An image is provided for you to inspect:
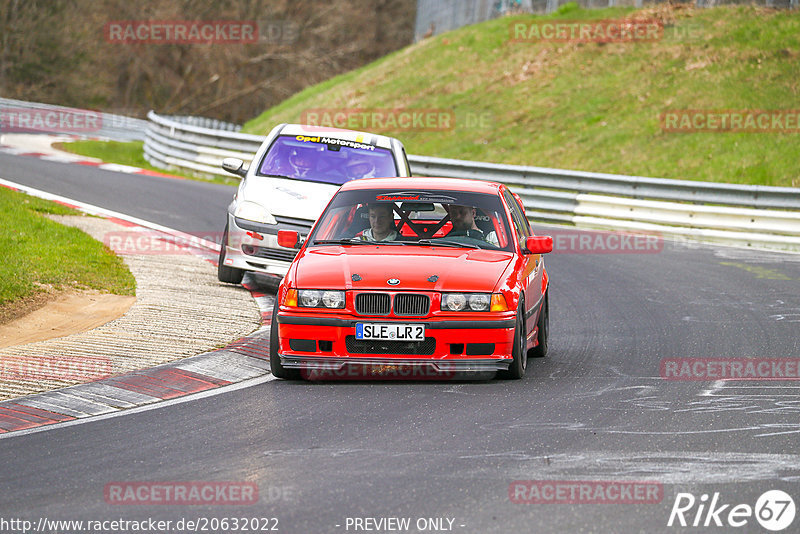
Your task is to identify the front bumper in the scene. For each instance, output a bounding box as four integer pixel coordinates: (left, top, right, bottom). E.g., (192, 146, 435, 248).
(277, 312, 516, 374)
(281, 356, 511, 372)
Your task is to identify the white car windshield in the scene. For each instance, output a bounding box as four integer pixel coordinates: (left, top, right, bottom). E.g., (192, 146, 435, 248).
(258, 135, 398, 185)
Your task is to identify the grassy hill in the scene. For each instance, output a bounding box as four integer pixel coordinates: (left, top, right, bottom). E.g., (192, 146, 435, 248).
(243, 4, 800, 188)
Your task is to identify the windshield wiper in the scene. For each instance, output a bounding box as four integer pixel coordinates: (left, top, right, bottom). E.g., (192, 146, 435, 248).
(416, 239, 480, 249)
(312, 239, 370, 245)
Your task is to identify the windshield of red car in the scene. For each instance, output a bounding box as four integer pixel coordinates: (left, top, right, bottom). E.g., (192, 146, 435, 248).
(257, 135, 398, 185)
(308, 189, 514, 251)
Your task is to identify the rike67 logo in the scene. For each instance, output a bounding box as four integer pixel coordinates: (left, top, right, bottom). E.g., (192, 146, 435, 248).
(668, 490, 795, 531)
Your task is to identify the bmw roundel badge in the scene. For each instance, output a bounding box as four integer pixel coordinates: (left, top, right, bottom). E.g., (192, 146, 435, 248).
(387, 278, 400, 286)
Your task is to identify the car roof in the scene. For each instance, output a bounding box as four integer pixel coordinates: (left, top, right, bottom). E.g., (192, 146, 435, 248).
(339, 176, 504, 195)
(279, 124, 398, 150)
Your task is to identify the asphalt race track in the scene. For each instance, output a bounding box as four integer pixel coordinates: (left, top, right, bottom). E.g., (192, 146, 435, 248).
(1, 151, 799, 533)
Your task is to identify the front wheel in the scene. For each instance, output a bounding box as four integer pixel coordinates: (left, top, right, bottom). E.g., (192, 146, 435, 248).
(269, 298, 300, 380)
(497, 304, 527, 380)
(528, 292, 549, 359)
(218, 223, 244, 284)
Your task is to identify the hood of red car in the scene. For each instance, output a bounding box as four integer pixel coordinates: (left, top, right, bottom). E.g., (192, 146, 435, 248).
(294, 245, 514, 292)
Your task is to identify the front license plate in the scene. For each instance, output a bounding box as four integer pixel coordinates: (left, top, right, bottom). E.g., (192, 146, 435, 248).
(355, 323, 425, 341)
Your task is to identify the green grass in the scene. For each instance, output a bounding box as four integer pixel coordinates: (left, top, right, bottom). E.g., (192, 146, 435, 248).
(55, 140, 240, 186)
(0, 187, 136, 308)
(243, 4, 800, 188)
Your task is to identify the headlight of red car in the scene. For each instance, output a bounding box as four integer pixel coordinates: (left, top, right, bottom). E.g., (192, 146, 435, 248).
(441, 293, 492, 312)
(297, 289, 345, 309)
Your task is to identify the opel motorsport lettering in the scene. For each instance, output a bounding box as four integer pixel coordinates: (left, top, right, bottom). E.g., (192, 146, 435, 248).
(218, 124, 411, 284)
(270, 177, 553, 380)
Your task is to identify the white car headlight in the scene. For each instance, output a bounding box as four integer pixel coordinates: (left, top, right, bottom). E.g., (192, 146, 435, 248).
(234, 201, 277, 225)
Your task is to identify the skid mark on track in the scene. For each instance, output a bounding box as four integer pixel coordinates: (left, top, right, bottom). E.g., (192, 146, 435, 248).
(261, 447, 800, 483)
(718, 261, 795, 280)
(479, 378, 800, 439)
(497, 451, 800, 484)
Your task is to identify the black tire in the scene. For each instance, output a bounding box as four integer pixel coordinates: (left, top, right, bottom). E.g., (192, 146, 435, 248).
(497, 303, 527, 380)
(269, 298, 301, 380)
(217, 223, 244, 284)
(528, 292, 549, 359)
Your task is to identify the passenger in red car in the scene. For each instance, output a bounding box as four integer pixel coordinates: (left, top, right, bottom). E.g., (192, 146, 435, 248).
(358, 203, 398, 242)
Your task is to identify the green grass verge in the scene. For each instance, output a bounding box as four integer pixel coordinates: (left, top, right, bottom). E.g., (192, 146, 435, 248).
(0, 187, 136, 308)
(55, 140, 240, 187)
(243, 4, 800, 188)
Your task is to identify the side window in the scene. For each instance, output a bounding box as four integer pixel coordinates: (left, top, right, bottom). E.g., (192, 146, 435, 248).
(503, 190, 530, 247)
(512, 193, 533, 235)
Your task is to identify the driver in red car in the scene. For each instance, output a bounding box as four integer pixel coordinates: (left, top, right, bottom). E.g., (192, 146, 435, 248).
(357, 203, 398, 242)
(447, 204, 498, 246)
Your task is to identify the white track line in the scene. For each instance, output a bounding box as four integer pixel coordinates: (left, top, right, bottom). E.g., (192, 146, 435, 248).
(0, 176, 220, 252)
(0, 375, 278, 440)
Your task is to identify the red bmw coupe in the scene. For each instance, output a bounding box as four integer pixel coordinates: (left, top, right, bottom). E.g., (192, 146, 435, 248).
(270, 177, 553, 380)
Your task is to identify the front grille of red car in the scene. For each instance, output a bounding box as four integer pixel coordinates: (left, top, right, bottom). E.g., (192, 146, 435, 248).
(354, 292, 430, 316)
(345, 336, 436, 355)
(355, 293, 391, 315)
(393, 294, 430, 316)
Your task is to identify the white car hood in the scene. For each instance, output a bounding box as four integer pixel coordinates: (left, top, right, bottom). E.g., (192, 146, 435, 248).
(239, 176, 340, 221)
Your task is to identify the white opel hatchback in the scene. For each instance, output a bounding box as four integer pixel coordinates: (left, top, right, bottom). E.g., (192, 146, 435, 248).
(218, 124, 411, 284)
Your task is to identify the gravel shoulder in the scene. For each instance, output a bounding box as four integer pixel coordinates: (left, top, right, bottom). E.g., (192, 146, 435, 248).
(0, 214, 261, 401)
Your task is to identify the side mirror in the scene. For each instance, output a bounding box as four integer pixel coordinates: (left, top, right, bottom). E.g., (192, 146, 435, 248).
(525, 235, 553, 254)
(222, 157, 247, 178)
(277, 230, 299, 249)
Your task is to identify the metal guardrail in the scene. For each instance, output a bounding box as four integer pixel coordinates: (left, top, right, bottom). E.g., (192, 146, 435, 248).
(157, 114, 242, 133)
(143, 111, 800, 251)
(0, 97, 149, 142)
(415, 0, 798, 41)
(144, 110, 263, 175)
